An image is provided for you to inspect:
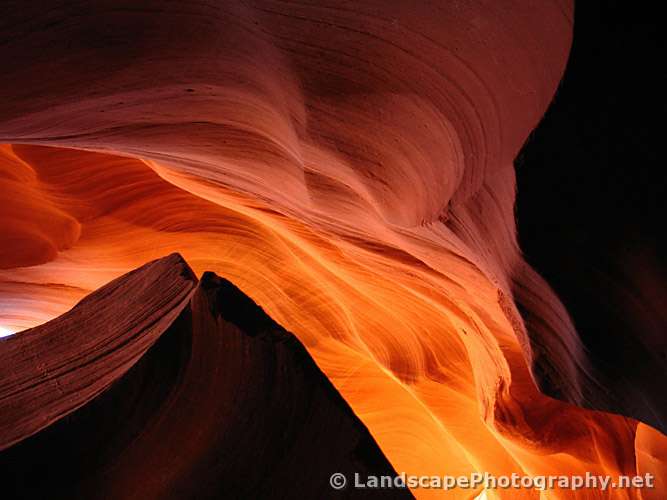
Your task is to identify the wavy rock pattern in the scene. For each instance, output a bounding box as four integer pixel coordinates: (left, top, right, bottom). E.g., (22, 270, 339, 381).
(0, 1, 665, 499)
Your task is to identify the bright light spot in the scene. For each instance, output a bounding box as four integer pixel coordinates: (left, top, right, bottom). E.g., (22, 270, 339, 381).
(474, 490, 489, 500)
(0, 326, 15, 338)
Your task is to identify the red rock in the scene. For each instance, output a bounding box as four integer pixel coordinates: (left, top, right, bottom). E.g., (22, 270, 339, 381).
(0, 253, 196, 451)
(0, 259, 410, 499)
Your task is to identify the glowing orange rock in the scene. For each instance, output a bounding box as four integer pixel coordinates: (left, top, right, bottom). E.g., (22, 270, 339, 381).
(0, 1, 664, 498)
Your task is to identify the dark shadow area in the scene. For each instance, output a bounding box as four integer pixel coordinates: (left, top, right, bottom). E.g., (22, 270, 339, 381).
(516, 1, 666, 425)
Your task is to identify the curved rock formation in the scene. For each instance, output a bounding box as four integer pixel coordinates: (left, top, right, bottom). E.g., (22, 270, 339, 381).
(0, 253, 196, 451)
(0, 1, 664, 499)
(0, 256, 410, 499)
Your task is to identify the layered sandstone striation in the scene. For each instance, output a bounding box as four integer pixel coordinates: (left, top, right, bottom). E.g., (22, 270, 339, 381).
(0, 2, 665, 498)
